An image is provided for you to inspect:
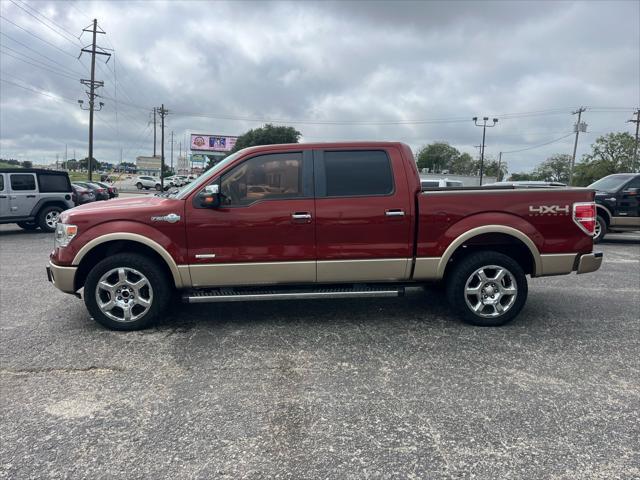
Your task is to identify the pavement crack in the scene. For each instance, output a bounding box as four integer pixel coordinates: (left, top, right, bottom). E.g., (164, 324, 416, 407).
(0, 366, 124, 375)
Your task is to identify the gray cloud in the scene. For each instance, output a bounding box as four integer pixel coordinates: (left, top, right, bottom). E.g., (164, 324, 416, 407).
(0, 0, 638, 173)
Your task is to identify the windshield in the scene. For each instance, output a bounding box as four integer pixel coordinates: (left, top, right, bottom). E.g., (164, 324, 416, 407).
(174, 150, 245, 199)
(588, 174, 634, 192)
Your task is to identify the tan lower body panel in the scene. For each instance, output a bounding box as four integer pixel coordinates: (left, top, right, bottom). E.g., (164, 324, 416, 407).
(48, 261, 77, 293)
(610, 216, 640, 228)
(316, 258, 411, 283)
(538, 253, 578, 276)
(189, 261, 315, 287)
(412, 257, 440, 280)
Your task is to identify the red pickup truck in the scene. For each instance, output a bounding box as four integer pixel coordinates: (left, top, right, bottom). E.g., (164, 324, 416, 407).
(48, 142, 602, 330)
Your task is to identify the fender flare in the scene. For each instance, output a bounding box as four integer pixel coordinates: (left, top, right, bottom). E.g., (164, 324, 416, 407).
(436, 225, 542, 277)
(72, 232, 184, 288)
(595, 204, 613, 223)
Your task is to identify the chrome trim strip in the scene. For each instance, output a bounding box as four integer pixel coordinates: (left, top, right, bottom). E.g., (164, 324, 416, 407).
(185, 289, 402, 303)
(195, 253, 217, 259)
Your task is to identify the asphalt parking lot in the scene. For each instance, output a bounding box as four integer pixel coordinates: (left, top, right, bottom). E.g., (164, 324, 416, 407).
(0, 224, 638, 479)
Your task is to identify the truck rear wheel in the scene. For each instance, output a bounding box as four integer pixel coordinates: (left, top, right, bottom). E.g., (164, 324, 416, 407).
(84, 253, 172, 330)
(446, 251, 528, 326)
(594, 215, 606, 243)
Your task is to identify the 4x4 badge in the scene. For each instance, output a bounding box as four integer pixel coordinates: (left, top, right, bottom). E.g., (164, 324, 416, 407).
(151, 213, 181, 223)
(529, 205, 569, 215)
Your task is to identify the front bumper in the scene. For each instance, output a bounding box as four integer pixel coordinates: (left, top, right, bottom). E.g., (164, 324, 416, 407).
(46, 261, 77, 294)
(577, 252, 603, 274)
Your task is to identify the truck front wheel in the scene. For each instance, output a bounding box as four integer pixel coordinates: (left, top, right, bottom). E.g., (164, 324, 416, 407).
(446, 251, 528, 326)
(84, 253, 172, 330)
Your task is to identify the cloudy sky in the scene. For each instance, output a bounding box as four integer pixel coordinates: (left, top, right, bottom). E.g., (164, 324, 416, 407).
(0, 0, 638, 173)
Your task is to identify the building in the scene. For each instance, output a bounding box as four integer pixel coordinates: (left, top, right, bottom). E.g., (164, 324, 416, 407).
(136, 155, 161, 176)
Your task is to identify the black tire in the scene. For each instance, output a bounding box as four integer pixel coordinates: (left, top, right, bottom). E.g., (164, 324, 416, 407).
(84, 253, 173, 331)
(594, 215, 607, 243)
(17, 221, 39, 231)
(37, 205, 63, 233)
(136, 182, 143, 190)
(446, 251, 528, 327)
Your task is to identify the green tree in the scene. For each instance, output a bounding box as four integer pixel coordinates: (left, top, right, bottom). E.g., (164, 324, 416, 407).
(65, 159, 79, 171)
(415, 142, 461, 173)
(21, 160, 33, 168)
(79, 157, 100, 171)
(479, 159, 508, 181)
(533, 154, 572, 183)
(508, 172, 537, 181)
(231, 124, 302, 153)
(572, 132, 636, 186)
(450, 152, 477, 175)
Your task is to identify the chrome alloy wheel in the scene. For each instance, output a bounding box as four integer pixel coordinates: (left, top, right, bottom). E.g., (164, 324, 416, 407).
(464, 265, 518, 318)
(95, 267, 153, 323)
(45, 210, 60, 229)
(594, 220, 602, 239)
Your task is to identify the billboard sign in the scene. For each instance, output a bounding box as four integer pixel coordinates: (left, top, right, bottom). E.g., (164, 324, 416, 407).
(191, 134, 237, 152)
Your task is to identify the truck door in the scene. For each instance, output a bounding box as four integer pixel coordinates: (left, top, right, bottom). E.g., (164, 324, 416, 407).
(185, 150, 316, 287)
(0, 174, 9, 218)
(314, 147, 414, 282)
(615, 176, 640, 219)
(8, 173, 39, 218)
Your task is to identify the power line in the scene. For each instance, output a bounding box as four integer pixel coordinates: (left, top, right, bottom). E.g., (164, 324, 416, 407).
(0, 31, 81, 75)
(8, 0, 80, 46)
(0, 78, 77, 103)
(0, 14, 77, 58)
(501, 133, 574, 154)
(0, 44, 83, 76)
(12, 0, 81, 43)
(0, 49, 78, 80)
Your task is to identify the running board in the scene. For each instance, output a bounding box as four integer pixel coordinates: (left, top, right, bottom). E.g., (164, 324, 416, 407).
(183, 285, 404, 304)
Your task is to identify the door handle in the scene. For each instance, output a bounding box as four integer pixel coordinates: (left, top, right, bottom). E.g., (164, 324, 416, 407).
(9, 195, 17, 200)
(26, 195, 36, 198)
(291, 212, 312, 220)
(385, 209, 405, 217)
(0, 195, 6, 199)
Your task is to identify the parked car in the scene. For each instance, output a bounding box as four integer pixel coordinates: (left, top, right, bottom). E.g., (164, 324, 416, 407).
(74, 181, 109, 201)
(71, 183, 96, 205)
(164, 176, 185, 187)
(47, 142, 603, 331)
(177, 175, 191, 184)
(0, 168, 74, 232)
(135, 176, 162, 191)
(420, 178, 464, 188)
(483, 181, 567, 188)
(589, 173, 640, 243)
(93, 181, 119, 199)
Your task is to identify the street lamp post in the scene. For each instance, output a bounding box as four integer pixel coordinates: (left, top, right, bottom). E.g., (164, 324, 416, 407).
(473, 116, 498, 185)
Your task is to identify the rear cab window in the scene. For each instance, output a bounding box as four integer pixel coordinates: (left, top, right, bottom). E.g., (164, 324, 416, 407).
(10, 173, 37, 191)
(0, 174, 4, 191)
(319, 150, 394, 197)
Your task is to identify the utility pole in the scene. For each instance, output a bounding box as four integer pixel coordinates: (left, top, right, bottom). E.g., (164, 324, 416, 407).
(157, 104, 168, 190)
(64, 144, 67, 170)
(153, 107, 157, 157)
(570, 106, 587, 186)
(78, 19, 110, 181)
(170, 130, 174, 172)
(473, 116, 498, 185)
(628, 109, 640, 172)
(497, 151, 503, 181)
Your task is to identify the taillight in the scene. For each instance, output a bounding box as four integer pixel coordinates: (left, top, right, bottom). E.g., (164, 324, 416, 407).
(573, 202, 596, 236)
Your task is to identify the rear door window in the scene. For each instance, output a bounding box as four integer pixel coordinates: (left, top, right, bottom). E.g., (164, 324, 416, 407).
(10, 173, 36, 191)
(39, 174, 71, 192)
(323, 150, 393, 197)
(0, 174, 4, 191)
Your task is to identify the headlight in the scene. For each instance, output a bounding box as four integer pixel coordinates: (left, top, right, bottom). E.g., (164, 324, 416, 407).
(54, 223, 78, 248)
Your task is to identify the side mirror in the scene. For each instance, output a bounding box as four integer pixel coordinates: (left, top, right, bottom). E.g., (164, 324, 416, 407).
(198, 184, 221, 208)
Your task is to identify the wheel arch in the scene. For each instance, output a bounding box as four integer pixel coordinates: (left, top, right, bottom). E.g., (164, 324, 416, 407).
(72, 233, 186, 291)
(439, 225, 541, 279)
(595, 204, 612, 225)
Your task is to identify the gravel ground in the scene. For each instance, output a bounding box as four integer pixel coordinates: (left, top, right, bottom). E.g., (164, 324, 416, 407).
(1, 224, 638, 479)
